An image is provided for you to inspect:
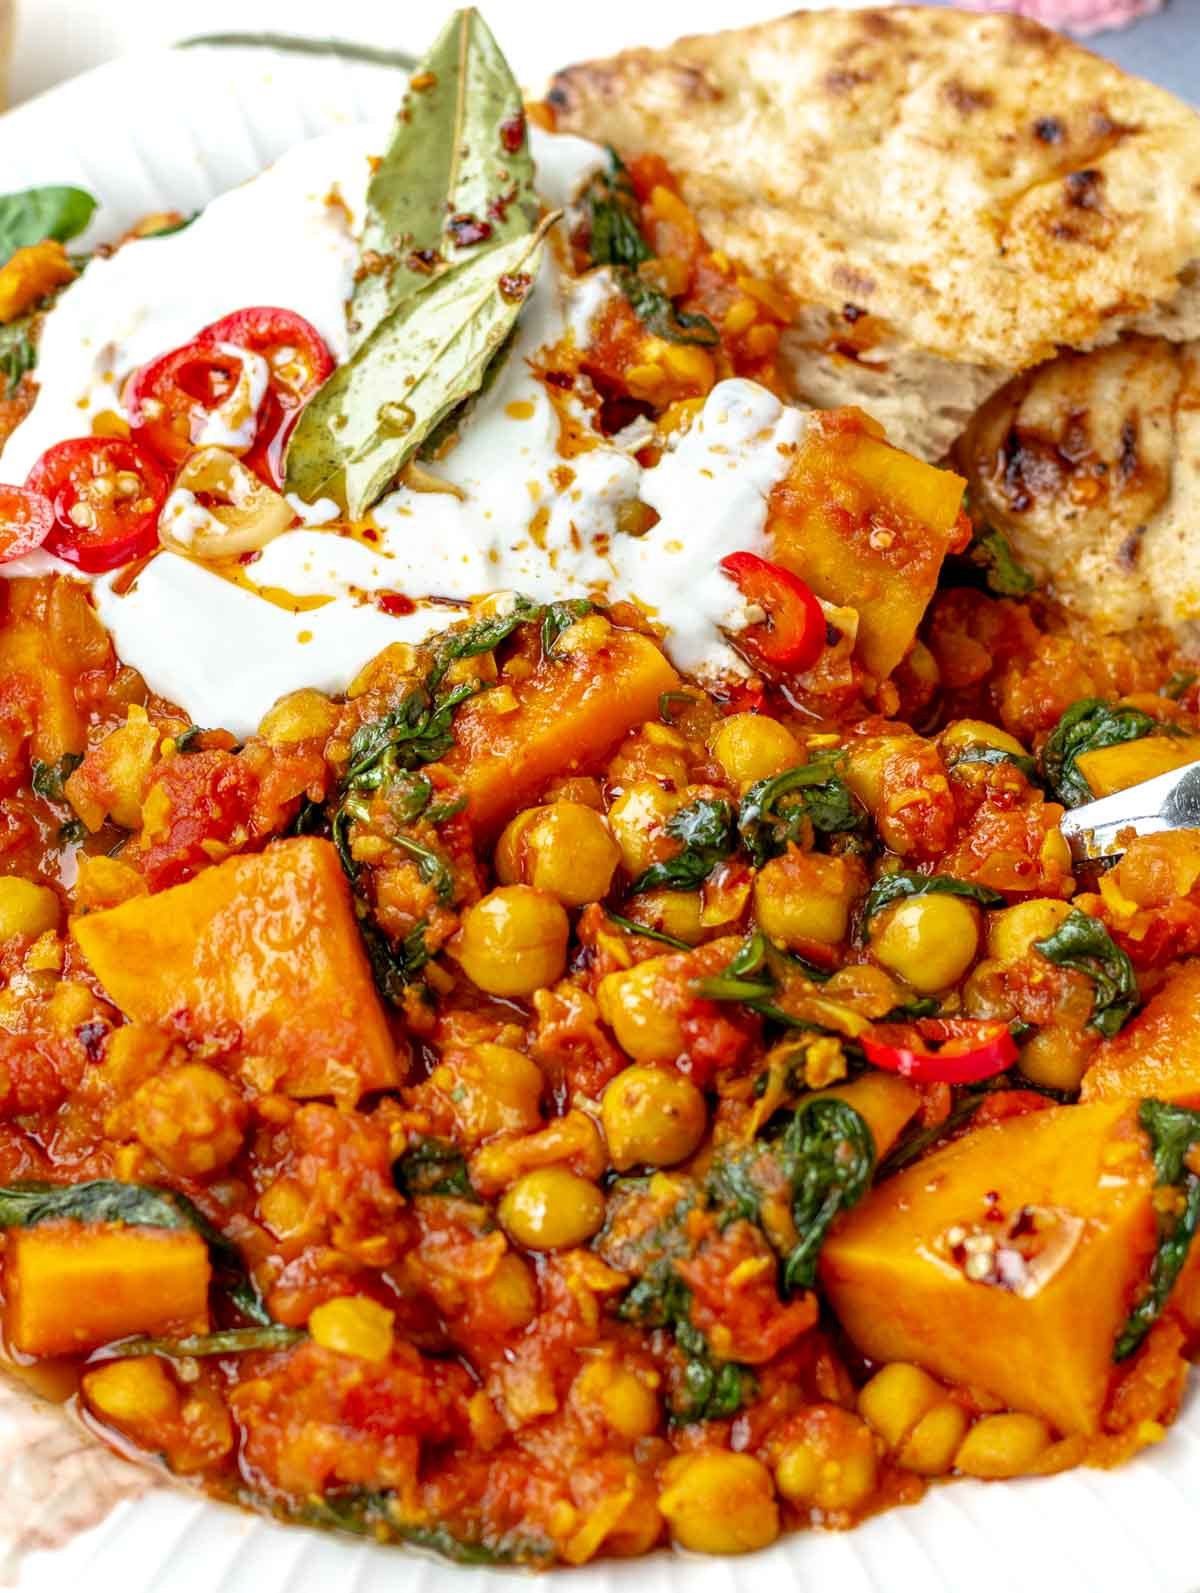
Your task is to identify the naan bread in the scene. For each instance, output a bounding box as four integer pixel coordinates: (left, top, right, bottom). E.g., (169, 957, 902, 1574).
(957, 337, 1200, 641)
(549, 7, 1200, 459)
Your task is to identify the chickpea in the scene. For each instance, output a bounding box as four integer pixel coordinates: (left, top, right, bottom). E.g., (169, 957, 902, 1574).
(434, 1043, 543, 1142)
(572, 1355, 660, 1439)
(940, 719, 1029, 761)
(870, 893, 980, 993)
(308, 1296, 395, 1363)
(607, 783, 684, 879)
(495, 801, 620, 907)
(0, 877, 60, 941)
(773, 1406, 877, 1513)
(83, 1356, 179, 1427)
(1017, 1027, 1093, 1092)
(499, 1166, 606, 1250)
(602, 1065, 706, 1171)
(988, 897, 1073, 965)
(597, 958, 684, 1064)
(710, 714, 801, 785)
(954, 1412, 1051, 1478)
(454, 886, 569, 998)
(257, 688, 338, 746)
(897, 1401, 970, 1476)
(658, 1451, 779, 1555)
(627, 889, 705, 945)
(858, 1362, 944, 1449)
(754, 849, 860, 948)
(132, 1063, 247, 1178)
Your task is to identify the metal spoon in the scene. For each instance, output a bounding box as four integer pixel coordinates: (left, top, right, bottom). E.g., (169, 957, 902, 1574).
(1058, 759, 1200, 862)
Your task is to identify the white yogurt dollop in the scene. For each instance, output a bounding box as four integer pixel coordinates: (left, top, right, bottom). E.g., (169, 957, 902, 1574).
(0, 124, 805, 736)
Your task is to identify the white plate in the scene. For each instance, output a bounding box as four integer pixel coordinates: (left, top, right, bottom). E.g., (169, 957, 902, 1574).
(3, 36, 1199, 1593)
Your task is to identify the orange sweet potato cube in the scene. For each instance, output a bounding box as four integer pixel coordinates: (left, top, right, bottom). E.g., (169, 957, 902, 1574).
(72, 837, 399, 1104)
(820, 1102, 1157, 1435)
(6, 1222, 210, 1357)
(446, 624, 679, 836)
(1082, 963, 1200, 1106)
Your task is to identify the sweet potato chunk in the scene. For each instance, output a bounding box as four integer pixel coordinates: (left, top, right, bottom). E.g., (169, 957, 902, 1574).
(6, 1222, 210, 1356)
(1075, 736, 1200, 798)
(445, 623, 679, 836)
(768, 412, 965, 679)
(72, 837, 399, 1104)
(820, 1103, 1157, 1435)
(811, 1073, 921, 1163)
(1082, 963, 1200, 1106)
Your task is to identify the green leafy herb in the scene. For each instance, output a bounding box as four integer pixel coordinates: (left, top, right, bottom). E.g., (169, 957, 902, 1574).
(673, 1326, 757, 1422)
(697, 930, 830, 1024)
(1040, 698, 1158, 809)
(883, 996, 941, 1021)
(659, 689, 704, 725)
(705, 1097, 874, 1291)
(540, 598, 593, 656)
(876, 1091, 991, 1180)
(0, 315, 37, 398)
(1033, 908, 1139, 1038)
(394, 1137, 473, 1198)
(393, 832, 456, 903)
(174, 725, 210, 752)
(304, 1490, 538, 1563)
(430, 594, 543, 687)
(58, 818, 86, 847)
(737, 757, 866, 868)
(968, 527, 1035, 597)
(285, 216, 556, 518)
(0, 185, 96, 268)
(361, 916, 434, 999)
(603, 909, 692, 951)
(1115, 1100, 1200, 1360)
(863, 871, 1005, 923)
(579, 149, 652, 271)
(944, 743, 1040, 784)
(30, 752, 82, 803)
(0, 1180, 269, 1325)
(113, 1325, 303, 1358)
(349, 10, 538, 350)
(618, 270, 719, 347)
(631, 796, 736, 893)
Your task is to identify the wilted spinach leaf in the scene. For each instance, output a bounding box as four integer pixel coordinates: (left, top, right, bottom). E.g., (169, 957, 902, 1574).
(863, 871, 1004, 923)
(1115, 1100, 1200, 1360)
(394, 1137, 473, 1198)
(618, 270, 719, 347)
(30, 752, 82, 803)
(737, 757, 866, 868)
(579, 149, 652, 271)
(1033, 908, 1139, 1038)
(0, 185, 96, 267)
(1040, 698, 1159, 808)
(968, 527, 1035, 597)
(631, 796, 736, 893)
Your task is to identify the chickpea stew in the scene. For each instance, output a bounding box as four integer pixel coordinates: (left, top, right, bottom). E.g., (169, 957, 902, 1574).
(3, 7, 1200, 1575)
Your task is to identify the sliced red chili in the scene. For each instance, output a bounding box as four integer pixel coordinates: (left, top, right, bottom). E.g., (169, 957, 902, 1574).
(125, 341, 249, 468)
(200, 307, 334, 486)
(861, 1017, 1018, 1085)
(0, 485, 53, 564)
(26, 437, 169, 574)
(719, 550, 826, 673)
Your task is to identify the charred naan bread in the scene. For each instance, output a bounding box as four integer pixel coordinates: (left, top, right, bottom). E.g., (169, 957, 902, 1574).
(957, 337, 1200, 638)
(549, 7, 1200, 459)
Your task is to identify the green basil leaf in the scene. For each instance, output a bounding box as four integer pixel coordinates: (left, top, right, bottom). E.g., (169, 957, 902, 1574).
(863, 871, 1005, 923)
(737, 757, 866, 869)
(968, 527, 1035, 597)
(1040, 697, 1159, 808)
(0, 1180, 270, 1325)
(1033, 908, 1139, 1038)
(285, 218, 555, 518)
(1115, 1099, 1200, 1360)
(631, 796, 736, 893)
(350, 10, 538, 350)
(618, 268, 719, 347)
(0, 185, 96, 268)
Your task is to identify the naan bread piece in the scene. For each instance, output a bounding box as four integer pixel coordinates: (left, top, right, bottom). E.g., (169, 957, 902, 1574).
(957, 337, 1200, 641)
(549, 7, 1200, 459)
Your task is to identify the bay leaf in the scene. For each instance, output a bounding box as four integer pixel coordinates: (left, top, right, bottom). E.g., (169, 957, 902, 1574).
(284, 214, 556, 517)
(350, 8, 538, 350)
